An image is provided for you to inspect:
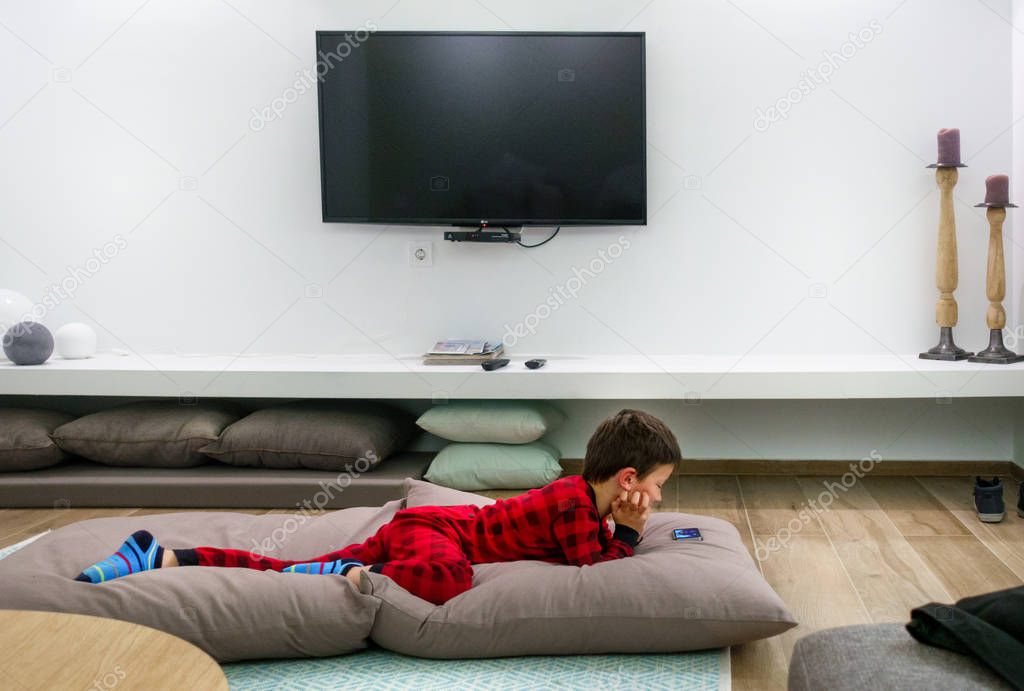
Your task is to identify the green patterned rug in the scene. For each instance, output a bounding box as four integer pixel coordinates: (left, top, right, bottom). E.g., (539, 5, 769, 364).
(221, 647, 729, 690)
(0, 532, 729, 690)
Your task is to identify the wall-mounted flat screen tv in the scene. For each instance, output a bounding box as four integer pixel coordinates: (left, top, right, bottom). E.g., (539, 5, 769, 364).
(317, 31, 646, 227)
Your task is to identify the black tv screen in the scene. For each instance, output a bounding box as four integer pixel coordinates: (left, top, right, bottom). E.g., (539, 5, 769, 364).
(317, 31, 646, 226)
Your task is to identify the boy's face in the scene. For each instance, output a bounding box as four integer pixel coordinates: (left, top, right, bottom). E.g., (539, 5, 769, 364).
(621, 463, 675, 505)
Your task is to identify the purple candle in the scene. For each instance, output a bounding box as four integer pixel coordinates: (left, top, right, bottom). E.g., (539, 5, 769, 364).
(936, 128, 961, 166)
(984, 174, 1010, 206)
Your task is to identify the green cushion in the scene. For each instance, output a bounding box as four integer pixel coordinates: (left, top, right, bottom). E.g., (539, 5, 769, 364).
(423, 442, 562, 491)
(416, 401, 564, 444)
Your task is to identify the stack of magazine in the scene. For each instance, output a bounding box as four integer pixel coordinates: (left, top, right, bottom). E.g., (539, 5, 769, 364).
(422, 339, 504, 365)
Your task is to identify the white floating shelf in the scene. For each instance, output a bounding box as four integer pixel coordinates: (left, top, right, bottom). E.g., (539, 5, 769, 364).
(1, 352, 1022, 399)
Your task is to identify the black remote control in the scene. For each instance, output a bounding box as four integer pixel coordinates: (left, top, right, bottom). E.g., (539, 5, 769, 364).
(481, 358, 510, 371)
(525, 358, 547, 370)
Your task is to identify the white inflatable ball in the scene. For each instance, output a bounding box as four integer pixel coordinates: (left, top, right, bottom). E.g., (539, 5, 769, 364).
(0, 289, 33, 333)
(55, 322, 98, 360)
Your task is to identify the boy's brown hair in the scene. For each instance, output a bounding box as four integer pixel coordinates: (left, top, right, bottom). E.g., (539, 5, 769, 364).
(582, 409, 681, 483)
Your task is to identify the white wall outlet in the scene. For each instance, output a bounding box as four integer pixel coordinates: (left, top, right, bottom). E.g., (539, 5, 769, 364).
(408, 241, 433, 267)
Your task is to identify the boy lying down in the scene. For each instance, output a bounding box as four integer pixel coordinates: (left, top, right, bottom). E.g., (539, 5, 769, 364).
(74, 409, 681, 605)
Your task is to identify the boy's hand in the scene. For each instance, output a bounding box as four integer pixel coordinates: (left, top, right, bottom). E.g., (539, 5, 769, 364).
(611, 490, 651, 533)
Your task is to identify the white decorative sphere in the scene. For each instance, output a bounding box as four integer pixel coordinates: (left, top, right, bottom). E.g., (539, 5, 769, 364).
(55, 322, 98, 360)
(0, 289, 33, 333)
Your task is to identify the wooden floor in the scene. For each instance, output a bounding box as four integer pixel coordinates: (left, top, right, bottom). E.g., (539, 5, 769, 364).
(1, 474, 1020, 690)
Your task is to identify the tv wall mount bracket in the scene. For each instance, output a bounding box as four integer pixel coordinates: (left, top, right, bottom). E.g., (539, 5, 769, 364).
(444, 225, 522, 243)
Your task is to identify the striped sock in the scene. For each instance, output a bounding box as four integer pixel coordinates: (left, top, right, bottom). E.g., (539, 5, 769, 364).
(74, 530, 164, 583)
(282, 559, 363, 575)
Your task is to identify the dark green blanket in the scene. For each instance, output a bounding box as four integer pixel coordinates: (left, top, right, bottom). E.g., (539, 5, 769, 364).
(907, 586, 1024, 690)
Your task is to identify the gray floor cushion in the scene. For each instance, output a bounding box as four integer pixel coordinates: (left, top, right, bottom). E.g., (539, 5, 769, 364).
(358, 479, 797, 658)
(0, 407, 73, 471)
(788, 623, 1013, 690)
(0, 502, 399, 662)
(52, 401, 242, 468)
(200, 401, 415, 471)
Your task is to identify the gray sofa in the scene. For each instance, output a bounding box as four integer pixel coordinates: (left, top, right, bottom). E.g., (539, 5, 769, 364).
(788, 623, 1012, 690)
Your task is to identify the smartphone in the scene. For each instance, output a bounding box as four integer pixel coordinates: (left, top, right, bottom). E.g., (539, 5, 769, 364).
(672, 528, 703, 542)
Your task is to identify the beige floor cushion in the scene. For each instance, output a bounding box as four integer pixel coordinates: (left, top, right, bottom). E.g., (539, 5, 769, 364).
(358, 479, 797, 657)
(0, 503, 398, 662)
(0, 477, 796, 664)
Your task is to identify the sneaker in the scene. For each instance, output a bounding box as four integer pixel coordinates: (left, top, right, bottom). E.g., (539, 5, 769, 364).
(974, 476, 1005, 523)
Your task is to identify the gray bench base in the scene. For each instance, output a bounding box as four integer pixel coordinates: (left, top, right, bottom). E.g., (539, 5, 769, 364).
(0, 453, 432, 509)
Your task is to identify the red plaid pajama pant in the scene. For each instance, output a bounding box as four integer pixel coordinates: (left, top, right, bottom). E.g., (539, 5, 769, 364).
(187, 507, 474, 605)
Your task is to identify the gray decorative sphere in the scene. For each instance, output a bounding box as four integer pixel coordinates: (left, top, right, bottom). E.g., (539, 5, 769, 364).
(3, 321, 54, 365)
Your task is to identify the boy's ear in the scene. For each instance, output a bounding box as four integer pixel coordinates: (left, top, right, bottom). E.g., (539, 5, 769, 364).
(617, 467, 638, 489)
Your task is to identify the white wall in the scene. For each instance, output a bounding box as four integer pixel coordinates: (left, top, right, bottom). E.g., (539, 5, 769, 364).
(0, 0, 1016, 357)
(0, 0, 1020, 461)
(1014, 0, 1024, 357)
(1016, 0, 1024, 470)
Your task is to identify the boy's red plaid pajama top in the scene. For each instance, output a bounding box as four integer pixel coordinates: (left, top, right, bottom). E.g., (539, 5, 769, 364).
(181, 475, 641, 605)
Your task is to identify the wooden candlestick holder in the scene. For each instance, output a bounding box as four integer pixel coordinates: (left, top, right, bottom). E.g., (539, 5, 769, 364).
(968, 206, 1024, 363)
(920, 167, 973, 360)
